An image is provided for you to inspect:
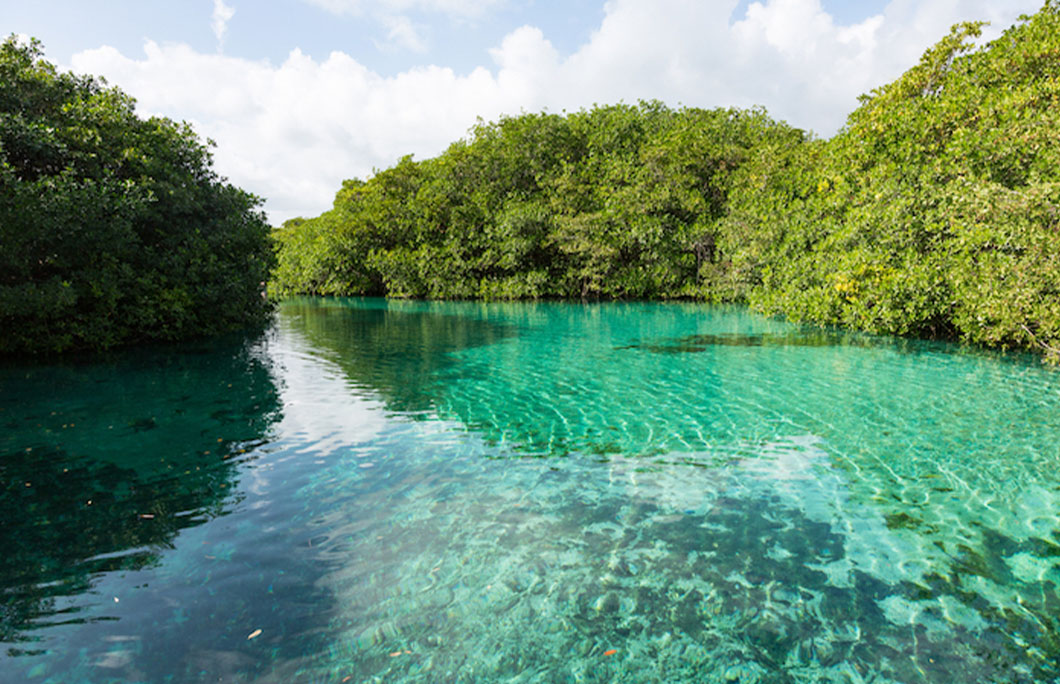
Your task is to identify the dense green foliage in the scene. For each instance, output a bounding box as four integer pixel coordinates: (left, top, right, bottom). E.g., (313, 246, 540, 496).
(275, 2, 1060, 360)
(730, 3, 1060, 359)
(273, 104, 804, 301)
(0, 37, 275, 354)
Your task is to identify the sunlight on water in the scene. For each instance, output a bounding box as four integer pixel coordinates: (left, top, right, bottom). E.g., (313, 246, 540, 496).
(3, 298, 1060, 682)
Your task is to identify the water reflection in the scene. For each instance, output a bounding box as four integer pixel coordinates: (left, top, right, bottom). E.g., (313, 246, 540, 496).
(278, 298, 1060, 681)
(0, 335, 281, 653)
(614, 329, 866, 352)
(280, 297, 516, 413)
(3, 299, 1060, 682)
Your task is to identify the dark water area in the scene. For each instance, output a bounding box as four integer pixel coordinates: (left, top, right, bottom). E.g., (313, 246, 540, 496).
(2, 298, 1060, 682)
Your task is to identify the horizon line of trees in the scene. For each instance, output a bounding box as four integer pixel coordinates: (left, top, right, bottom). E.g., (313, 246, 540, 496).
(3, 2, 1057, 361)
(272, 1, 1060, 362)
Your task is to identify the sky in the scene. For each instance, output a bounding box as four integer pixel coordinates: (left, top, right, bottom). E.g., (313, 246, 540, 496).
(3, 0, 1044, 223)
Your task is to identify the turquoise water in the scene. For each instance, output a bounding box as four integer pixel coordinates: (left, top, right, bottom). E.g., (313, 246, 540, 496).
(2, 298, 1060, 683)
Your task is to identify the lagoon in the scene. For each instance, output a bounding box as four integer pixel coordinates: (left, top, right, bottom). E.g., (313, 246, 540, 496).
(2, 298, 1060, 682)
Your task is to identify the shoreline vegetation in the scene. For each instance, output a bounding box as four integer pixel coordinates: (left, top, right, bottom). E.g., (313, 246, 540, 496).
(2, 2, 1058, 362)
(0, 37, 275, 355)
(272, 1, 1060, 363)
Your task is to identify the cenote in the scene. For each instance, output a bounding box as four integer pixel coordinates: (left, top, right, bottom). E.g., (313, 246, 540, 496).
(3, 298, 1060, 683)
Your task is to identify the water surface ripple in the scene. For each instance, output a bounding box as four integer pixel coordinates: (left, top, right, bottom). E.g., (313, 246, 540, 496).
(2, 298, 1059, 683)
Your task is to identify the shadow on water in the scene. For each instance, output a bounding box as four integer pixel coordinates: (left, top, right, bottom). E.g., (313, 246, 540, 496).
(279, 297, 518, 413)
(272, 298, 1060, 681)
(616, 324, 1053, 369)
(0, 333, 282, 655)
(291, 445, 1060, 683)
(3, 299, 1057, 681)
(614, 330, 864, 352)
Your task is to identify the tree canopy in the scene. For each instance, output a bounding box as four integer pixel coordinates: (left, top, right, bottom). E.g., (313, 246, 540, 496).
(0, 36, 275, 354)
(272, 103, 804, 301)
(732, 2, 1060, 359)
(273, 2, 1060, 362)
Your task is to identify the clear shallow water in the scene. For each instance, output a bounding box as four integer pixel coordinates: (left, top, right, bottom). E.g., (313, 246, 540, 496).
(2, 298, 1060, 683)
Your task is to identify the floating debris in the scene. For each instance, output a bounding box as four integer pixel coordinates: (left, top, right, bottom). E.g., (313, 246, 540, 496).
(247, 629, 262, 640)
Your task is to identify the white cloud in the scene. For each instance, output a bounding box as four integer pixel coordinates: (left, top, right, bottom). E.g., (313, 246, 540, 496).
(71, 0, 1040, 224)
(304, 0, 501, 51)
(376, 14, 429, 53)
(71, 42, 504, 222)
(211, 0, 236, 51)
(302, 0, 502, 18)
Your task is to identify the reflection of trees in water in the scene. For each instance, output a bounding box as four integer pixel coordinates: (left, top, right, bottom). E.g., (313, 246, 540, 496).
(0, 335, 281, 651)
(614, 329, 867, 352)
(277, 298, 1060, 679)
(280, 298, 516, 413)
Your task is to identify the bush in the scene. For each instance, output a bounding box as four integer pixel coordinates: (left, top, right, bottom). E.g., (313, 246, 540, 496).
(0, 37, 275, 354)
